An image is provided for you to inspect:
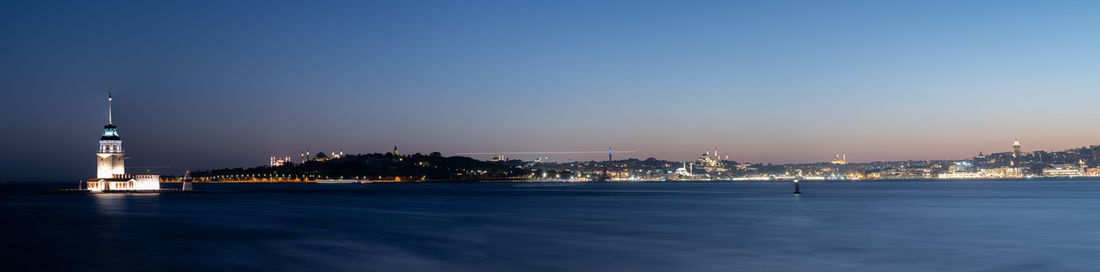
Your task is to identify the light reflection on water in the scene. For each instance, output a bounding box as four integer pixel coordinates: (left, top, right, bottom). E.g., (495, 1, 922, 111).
(92, 193, 127, 216)
(3, 180, 1100, 271)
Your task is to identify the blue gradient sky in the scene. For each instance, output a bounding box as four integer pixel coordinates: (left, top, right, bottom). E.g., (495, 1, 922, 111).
(2, 0, 1099, 181)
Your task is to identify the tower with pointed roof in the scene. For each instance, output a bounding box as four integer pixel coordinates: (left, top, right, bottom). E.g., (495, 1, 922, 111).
(1013, 138, 1022, 158)
(85, 91, 160, 192)
(96, 91, 125, 178)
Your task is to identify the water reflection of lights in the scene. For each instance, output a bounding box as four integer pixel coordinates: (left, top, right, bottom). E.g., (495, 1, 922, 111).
(93, 194, 127, 216)
(93, 193, 162, 216)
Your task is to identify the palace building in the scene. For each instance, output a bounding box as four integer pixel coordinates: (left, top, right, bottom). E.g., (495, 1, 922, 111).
(86, 92, 160, 192)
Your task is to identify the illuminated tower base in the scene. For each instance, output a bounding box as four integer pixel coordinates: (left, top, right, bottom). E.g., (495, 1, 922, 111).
(85, 91, 161, 192)
(96, 150, 125, 178)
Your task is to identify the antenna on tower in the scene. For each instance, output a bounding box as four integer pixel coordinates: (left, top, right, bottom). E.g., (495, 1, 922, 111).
(107, 89, 113, 125)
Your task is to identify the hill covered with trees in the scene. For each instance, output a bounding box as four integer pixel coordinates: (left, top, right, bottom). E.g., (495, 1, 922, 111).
(188, 152, 524, 182)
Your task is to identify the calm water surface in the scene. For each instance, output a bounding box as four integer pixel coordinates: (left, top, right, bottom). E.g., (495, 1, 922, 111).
(3, 180, 1100, 271)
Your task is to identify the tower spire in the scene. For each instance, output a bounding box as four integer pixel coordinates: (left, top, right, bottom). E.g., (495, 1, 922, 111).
(107, 89, 113, 125)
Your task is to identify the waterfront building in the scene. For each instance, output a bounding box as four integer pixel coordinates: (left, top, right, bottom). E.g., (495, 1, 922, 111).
(979, 166, 1025, 178)
(86, 92, 160, 192)
(270, 155, 291, 167)
(1043, 164, 1083, 177)
(937, 172, 983, 179)
(674, 166, 691, 177)
(939, 161, 980, 179)
(1086, 167, 1100, 177)
(948, 161, 975, 173)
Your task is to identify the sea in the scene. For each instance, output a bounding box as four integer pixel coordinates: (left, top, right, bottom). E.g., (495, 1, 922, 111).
(3, 180, 1100, 272)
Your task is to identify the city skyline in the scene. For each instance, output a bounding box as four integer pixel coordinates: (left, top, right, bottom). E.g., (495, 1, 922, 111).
(3, 0, 1100, 181)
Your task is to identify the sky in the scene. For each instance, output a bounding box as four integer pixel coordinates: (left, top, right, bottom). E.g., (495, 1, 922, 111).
(2, 0, 1099, 181)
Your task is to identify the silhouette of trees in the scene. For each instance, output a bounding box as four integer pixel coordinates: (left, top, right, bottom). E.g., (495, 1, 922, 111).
(189, 151, 524, 181)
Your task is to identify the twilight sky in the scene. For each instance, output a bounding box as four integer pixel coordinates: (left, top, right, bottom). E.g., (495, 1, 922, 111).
(2, 0, 1099, 181)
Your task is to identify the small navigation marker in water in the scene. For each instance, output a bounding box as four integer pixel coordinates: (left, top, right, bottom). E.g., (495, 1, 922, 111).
(793, 179, 801, 194)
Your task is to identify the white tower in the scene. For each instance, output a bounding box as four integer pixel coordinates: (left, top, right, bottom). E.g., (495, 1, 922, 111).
(96, 91, 125, 178)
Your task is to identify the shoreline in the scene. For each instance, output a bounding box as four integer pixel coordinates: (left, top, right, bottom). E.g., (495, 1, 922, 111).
(158, 177, 1098, 184)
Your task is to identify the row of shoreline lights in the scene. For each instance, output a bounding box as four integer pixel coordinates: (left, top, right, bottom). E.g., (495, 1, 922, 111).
(181, 167, 492, 180)
(183, 174, 456, 180)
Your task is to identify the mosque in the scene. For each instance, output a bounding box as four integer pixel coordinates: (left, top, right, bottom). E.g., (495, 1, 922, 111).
(85, 92, 161, 192)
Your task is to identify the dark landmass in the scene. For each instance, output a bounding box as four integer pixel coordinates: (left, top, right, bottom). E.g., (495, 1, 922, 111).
(188, 152, 525, 181)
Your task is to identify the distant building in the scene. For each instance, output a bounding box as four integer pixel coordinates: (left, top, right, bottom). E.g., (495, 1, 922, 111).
(979, 166, 1025, 178)
(86, 92, 160, 192)
(270, 155, 291, 167)
(695, 148, 727, 173)
(949, 161, 974, 173)
(96, 96, 124, 179)
(937, 172, 982, 179)
(1043, 164, 1083, 177)
(1086, 167, 1100, 177)
(1013, 139, 1023, 158)
(831, 153, 847, 165)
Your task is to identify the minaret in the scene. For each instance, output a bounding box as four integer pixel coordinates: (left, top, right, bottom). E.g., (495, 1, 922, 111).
(96, 91, 125, 178)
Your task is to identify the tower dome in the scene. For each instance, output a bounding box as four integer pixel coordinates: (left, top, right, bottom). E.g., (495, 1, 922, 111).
(101, 124, 120, 140)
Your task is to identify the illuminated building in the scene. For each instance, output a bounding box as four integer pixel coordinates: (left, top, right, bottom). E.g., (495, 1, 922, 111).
(694, 148, 727, 173)
(95, 92, 124, 179)
(938, 161, 979, 179)
(1043, 164, 1083, 177)
(674, 162, 691, 177)
(830, 153, 847, 165)
(979, 167, 1025, 178)
(270, 155, 292, 167)
(86, 92, 160, 192)
(1086, 167, 1100, 177)
(937, 172, 982, 179)
(1013, 139, 1022, 158)
(697, 153, 717, 167)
